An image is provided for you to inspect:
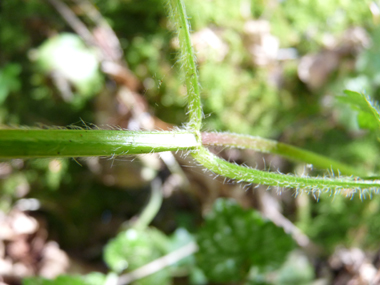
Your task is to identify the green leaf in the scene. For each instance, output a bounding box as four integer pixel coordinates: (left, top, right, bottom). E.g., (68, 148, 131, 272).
(196, 198, 295, 283)
(104, 227, 171, 285)
(168, 228, 196, 269)
(82, 272, 109, 285)
(337, 90, 380, 131)
(274, 252, 314, 284)
(104, 228, 169, 272)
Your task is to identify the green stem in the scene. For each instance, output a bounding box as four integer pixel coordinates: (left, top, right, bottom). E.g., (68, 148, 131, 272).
(133, 178, 163, 231)
(0, 129, 199, 158)
(192, 147, 380, 197)
(201, 132, 366, 177)
(167, 0, 202, 131)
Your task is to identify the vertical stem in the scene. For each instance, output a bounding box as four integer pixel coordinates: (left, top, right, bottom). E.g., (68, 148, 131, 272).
(167, 0, 203, 131)
(133, 178, 163, 231)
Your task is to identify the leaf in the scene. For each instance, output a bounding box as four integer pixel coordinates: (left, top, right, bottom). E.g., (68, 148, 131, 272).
(195, 198, 295, 283)
(104, 227, 171, 285)
(82, 272, 109, 285)
(337, 90, 380, 131)
(168, 227, 196, 269)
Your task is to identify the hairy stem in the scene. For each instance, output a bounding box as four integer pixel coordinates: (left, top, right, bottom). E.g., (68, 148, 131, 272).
(0, 129, 199, 158)
(202, 132, 366, 177)
(167, 0, 202, 131)
(192, 147, 380, 197)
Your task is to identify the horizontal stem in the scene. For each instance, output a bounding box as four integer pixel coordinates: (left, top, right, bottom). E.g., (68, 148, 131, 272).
(192, 147, 380, 197)
(0, 129, 199, 158)
(202, 132, 366, 177)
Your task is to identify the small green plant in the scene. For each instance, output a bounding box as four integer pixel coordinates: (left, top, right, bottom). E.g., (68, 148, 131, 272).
(1, 0, 380, 197)
(2, 0, 380, 284)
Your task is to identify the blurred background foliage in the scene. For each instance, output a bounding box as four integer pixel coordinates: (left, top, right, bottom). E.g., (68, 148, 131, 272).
(2, 0, 380, 284)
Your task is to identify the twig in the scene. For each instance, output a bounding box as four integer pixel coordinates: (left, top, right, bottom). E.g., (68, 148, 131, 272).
(72, 0, 123, 61)
(47, 0, 95, 46)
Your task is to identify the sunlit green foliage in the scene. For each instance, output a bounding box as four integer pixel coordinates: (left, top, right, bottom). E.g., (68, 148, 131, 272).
(271, 0, 373, 50)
